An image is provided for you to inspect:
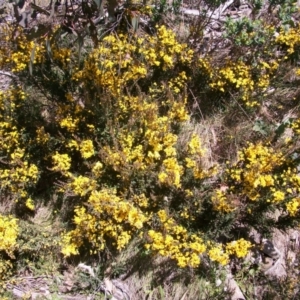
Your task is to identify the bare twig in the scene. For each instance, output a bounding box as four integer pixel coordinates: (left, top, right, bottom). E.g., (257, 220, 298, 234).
(0, 70, 18, 79)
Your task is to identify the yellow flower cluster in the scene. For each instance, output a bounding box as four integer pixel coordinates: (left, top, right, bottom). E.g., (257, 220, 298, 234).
(60, 115, 79, 133)
(188, 134, 205, 155)
(168, 71, 189, 94)
(227, 142, 284, 202)
(73, 26, 193, 97)
(61, 188, 148, 255)
(25, 198, 35, 211)
(92, 161, 103, 177)
(3, 29, 45, 72)
(185, 133, 217, 180)
(0, 258, 13, 282)
(286, 198, 300, 216)
(100, 93, 189, 186)
(80, 140, 95, 159)
(210, 61, 255, 105)
(36, 127, 50, 144)
(286, 198, 300, 217)
(211, 61, 253, 91)
(208, 238, 252, 265)
(212, 139, 300, 227)
(205, 57, 278, 107)
(225, 238, 252, 258)
(0, 88, 41, 206)
(211, 189, 235, 213)
(51, 152, 71, 174)
(198, 58, 213, 79)
(208, 244, 230, 265)
(55, 27, 223, 263)
(290, 119, 300, 135)
(158, 157, 183, 188)
(0, 154, 38, 200)
(145, 210, 206, 268)
(275, 25, 300, 57)
(52, 47, 71, 67)
(0, 215, 19, 258)
(68, 175, 96, 197)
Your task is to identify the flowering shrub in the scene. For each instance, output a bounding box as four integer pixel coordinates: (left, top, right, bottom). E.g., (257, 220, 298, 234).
(0, 89, 39, 206)
(145, 209, 206, 268)
(212, 140, 300, 235)
(61, 188, 148, 256)
(1, 2, 300, 293)
(276, 25, 300, 57)
(207, 238, 252, 266)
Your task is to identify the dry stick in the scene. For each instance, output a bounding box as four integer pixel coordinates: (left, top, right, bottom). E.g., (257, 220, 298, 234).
(0, 70, 18, 78)
(229, 91, 254, 124)
(0, 158, 9, 165)
(189, 88, 204, 120)
(179, 288, 189, 300)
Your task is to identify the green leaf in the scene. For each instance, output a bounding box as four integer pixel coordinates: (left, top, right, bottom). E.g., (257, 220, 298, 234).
(252, 120, 267, 135)
(248, 268, 256, 276)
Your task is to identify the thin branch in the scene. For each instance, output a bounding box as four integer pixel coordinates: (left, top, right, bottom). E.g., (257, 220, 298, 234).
(229, 91, 254, 124)
(0, 70, 18, 79)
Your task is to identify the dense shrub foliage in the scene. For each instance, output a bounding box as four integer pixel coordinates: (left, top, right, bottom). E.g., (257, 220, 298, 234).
(0, 0, 300, 293)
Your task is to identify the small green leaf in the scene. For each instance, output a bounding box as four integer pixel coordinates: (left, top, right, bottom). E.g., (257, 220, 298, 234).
(253, 120, 267, 135)
(248, 268, 256, 276)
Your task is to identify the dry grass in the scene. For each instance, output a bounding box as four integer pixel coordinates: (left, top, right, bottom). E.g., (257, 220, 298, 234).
(103, 238, 231, 300)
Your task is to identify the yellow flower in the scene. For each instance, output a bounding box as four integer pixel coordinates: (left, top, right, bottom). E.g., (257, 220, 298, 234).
(211, 189, 235, 213)
(10, 148, 24, 161)
(128, 207, 145, 229)
(80, 140, 95, 159)
(208, 245, 229, 265)
(0, 214, 19, 257)
(286, 198, 300, 216)
(36, 127, 49, 144)
(52, 152, 71, 173)
(70, 176, 96, 196)
(272, 190, 285, 202)
(60, 115, 79, 132)
(185, 157, 196, 168)
(188, 134, 205, 156)
(226, 239, 252, 258)
(61, 232, 80, 256)
(25, 198, 35, 211)
(68, 140, 79, 150)
(92, 161, 103, 177)
(158, 172, 168, 184)
(117, 231, 131, 250)
(157, 209, 168, 223)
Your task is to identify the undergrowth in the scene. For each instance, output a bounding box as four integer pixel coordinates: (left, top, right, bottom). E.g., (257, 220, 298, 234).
(0, 0, 300, 298)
